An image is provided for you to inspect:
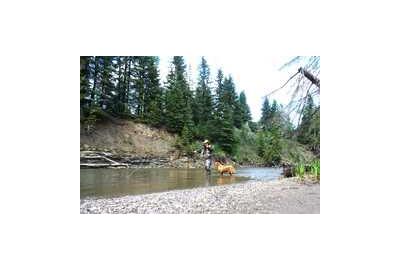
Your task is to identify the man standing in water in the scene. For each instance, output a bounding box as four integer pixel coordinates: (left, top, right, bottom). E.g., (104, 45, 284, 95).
(199, 139, 213, 173)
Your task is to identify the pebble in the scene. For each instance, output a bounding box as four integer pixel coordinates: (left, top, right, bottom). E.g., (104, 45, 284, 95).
(80, 178, 319, 214)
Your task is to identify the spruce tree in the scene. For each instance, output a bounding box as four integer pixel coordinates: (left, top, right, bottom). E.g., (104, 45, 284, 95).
(89, 56, 100, 109)
(260, 96, 270, 128)
(99, 56, 116, 112)
(112, 56, 131, 117)
(297, 94, 318, 149)
(192, 57, 213, 138)
(193, 57, 213, 125)
(215, 69, 224, 104)
(211, 74, 237, 154)
(221, 76, 237, 108)
(164, 57, 194, 136)
(145, 57, 163, 126)
(218, 102, 236, 154)
(209, 69, 225, 143)
(270, 100, 278, 120)
(165, 67, 185, 133)
(80, 56, 91, 117)
(131, 56, 163, 125)
(237, 91, 252, 126)
(222, 76, 242, 128)
(132, 56, 146, 117)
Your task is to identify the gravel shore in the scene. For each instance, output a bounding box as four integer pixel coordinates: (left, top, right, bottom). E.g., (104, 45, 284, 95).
(80, 178, 319, 214)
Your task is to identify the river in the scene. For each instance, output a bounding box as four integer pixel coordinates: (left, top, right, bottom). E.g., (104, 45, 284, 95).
(80, 167, 282, 199)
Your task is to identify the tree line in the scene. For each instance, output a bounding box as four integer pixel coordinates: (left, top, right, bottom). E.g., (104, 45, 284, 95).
(80, 56, 319, 164)
(80, 56, 251, 154)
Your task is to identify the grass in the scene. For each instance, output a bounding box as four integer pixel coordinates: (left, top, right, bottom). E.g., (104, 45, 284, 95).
(294, 159, 320, 182)
(294, 163, 306, 178)
(310, 159, 320, 180)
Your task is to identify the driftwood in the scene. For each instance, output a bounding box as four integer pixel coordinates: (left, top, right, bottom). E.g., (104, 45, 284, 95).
(80, 150, 172, 168)
(80, 151, 129, 168)
(80, 163, 128, 168)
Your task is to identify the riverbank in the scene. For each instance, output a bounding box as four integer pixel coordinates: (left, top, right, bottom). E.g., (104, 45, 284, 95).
(80, 120, 316, 169)
(80, 150, 215, 169)
(80, 150, 267, 169)
(80, 177, 319, 214)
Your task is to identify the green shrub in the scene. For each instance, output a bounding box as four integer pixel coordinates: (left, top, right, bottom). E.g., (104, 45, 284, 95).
(212, 144, 228, 161)
(232, 126, 262, 164)
(256, 127, 282, 166)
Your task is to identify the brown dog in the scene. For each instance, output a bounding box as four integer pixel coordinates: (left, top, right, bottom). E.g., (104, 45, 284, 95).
(214, 161, 236, 176)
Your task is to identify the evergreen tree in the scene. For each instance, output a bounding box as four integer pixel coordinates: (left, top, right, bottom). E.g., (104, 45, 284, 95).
(80, 56, 91, 117)
(233, 98, 243, 128)
(145, 57, 163, 126)
(297, 94, 319, 154)
(164, 57, 194, 136)
(132, 56, 146, 117)
(99, 56, 116, 112)
(260, 97, 280, 130)
(238, 91, 252, 124)
(218, 103, 236, 154)
(210, 74, 237, 154)
(215, 69, 224, 104)
(212, 69, 225, 126)
(209, 69, 225, 143)
(192, 57, 214, 139)
(221, 75, 237, 108)
(131, 56, 163, 125)
(89, 56, 100, 109)
(308, 107, 320, 154)
(112, 56, 131, 117)
(193, 57, 213, 125)
(165, 66, 185, 132)
(270, 100, 278, 120)
(260, 96, 270, 125)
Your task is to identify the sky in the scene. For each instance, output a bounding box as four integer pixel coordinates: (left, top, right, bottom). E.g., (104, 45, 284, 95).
(158, 56, 307, 122)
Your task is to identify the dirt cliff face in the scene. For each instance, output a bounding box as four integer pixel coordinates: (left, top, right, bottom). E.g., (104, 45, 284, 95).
(80, 120, 177, 157)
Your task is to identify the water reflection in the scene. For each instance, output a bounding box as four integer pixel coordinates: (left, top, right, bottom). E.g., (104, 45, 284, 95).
(217, 176, 236, 185)
(80, 167, 282, 199)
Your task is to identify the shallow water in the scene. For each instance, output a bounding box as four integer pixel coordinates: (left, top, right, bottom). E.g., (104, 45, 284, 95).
(80, 167, 282, 199)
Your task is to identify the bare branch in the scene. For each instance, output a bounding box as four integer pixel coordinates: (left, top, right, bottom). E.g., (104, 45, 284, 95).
(298, 67, 320, 88)
(266, 70, 300, 97)
(296, 82, 313, 127)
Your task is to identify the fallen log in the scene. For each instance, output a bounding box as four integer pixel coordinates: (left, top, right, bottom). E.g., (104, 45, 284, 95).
(81, 155, 104, 159)
(101, 155, 120, 164)
(80, 151, 129, 167)
(80, 163, 128, 168)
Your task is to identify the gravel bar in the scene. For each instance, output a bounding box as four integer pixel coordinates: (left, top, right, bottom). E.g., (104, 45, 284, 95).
(80, 178, 320, 214)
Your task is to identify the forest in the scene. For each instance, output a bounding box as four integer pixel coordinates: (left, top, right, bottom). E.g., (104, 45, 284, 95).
(80, 56, 320, 169)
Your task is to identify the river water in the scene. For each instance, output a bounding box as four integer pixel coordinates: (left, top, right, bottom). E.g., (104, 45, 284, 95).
(80, 167, 282, 199)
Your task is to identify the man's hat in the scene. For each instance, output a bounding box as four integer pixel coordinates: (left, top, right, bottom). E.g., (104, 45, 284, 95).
(203, 139, 209, 144)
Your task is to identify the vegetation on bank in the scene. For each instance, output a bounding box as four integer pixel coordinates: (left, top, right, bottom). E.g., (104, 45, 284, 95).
(293, 160, 320, 182)
(80, 56, 320, 167)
